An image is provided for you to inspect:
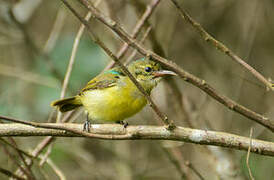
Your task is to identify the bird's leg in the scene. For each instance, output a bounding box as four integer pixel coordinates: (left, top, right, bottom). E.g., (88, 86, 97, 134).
(83, 113, 91, 132)
(116, 120, 129, 128)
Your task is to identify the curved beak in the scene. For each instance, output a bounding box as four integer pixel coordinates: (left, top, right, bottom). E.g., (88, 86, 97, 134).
(153, 70, 177, 78)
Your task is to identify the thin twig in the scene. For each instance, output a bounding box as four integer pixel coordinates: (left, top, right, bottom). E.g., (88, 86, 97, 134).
(185, 161, 205, 180)
(48, 2, 101, 175)
(170, 0, 273, 91)
(13, 110, 78, 177)
(1, 117, 274, 157)
(131, 0, 166, 58)
(183, 94, 247, 179)
(103, 0, 161, 70)
(7, 138, 36, 180)
(76, 0, 274, 132)
(0, 63, 58, 88)
(56, 8, 88, 123)
(13, 136, 55, 178)
(161, 147, 186, 180)
(42, 158, 66, 180)
(2, 146, 31, 180)
(0, 138, 33, 158)
(246, 128, 255, 180)
(0, 139, 35, 180)
(61, 0, 173, 127)
(124, 26, 152, 65)
(0, 167, 26, 180)
(8, 8, 64, 83)
(43, 7, 66, 54)
(0, 138, 65, 180)
(165, 78, 194, 128)
(56, 0, 101, 123)
(169, 147, 205, 180)
(13, 110, 77, 177)
(39, 144, 53, 167)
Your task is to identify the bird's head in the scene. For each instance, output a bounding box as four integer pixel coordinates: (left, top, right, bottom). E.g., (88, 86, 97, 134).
(127, 58, 176, 92)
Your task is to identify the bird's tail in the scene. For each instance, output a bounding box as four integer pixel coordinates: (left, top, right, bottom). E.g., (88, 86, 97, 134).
(51, 96, 82, 112)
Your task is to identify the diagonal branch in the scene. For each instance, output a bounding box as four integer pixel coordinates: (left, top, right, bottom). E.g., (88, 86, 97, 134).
(12, 110, 79, 178)
(170, 0, 273, 91)
(0, 138, 65, 180)
(125, 26, 152, 65)
(103, 0, 161, 70)
(76, 0, 274, 132)
(7, 138, 36, 180)
(8, 7, 63, 83)
(0, 167, 26, 180)
(56, 0, 101, 123)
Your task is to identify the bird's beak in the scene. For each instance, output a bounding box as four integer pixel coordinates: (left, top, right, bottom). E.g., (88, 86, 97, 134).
(153, 70, 177, 78)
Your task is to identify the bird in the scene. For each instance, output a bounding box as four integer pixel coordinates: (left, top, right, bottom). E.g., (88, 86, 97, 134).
(51, 58, 176, 131)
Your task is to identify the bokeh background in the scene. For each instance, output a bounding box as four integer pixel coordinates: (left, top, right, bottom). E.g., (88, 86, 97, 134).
(0, 0, 273, 179)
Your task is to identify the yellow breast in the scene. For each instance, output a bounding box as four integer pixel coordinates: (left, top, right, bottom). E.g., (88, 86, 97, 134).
(79, 78, 147, 122)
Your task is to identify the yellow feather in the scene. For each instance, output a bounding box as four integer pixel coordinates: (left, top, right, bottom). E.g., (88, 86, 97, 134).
(80, 77, 147, 122)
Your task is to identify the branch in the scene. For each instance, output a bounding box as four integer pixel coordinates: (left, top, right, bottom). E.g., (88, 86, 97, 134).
(103, 0, 160, 70)
(0, 167, 26, 180)
(246, 128, 255, 180)
(7, 138, 36, 180)
(0, 122, 273, 157)
(43, 7, 66, 54)
(56, 0, 101, 123)
(161, 147, 187, 179)
(170, 0, 273, 91)
(8, 7, 63, 83)
(0, 63, 58, 88)
(13, 110, 80, 177)
(124, 26, 152, 65)
(0, 138, 65, 179)
(76, 0, 274, 132)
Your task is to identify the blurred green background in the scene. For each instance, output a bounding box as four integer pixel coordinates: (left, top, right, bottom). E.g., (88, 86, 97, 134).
(0, 0, 273, 179)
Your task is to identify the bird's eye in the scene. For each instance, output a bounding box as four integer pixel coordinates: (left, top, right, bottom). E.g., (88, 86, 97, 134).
(145, 67, 152, 72)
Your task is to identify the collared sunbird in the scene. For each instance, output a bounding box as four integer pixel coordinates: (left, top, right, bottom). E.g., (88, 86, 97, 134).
(51, 58, 176, 131)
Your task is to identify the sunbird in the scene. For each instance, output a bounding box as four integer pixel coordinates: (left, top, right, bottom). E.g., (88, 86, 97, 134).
(51, 58, 176, 131)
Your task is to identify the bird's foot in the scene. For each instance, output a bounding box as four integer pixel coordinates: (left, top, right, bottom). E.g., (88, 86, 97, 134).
(116, 120, 129, 128)
(166, 122, 176, 131)
(83, 120, 91, 132)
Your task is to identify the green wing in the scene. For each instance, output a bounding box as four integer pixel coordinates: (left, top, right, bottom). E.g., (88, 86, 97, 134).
(80, 68, 124, 93)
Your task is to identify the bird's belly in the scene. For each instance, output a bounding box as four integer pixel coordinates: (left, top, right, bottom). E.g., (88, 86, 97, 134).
(80, 86, 147, 122)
